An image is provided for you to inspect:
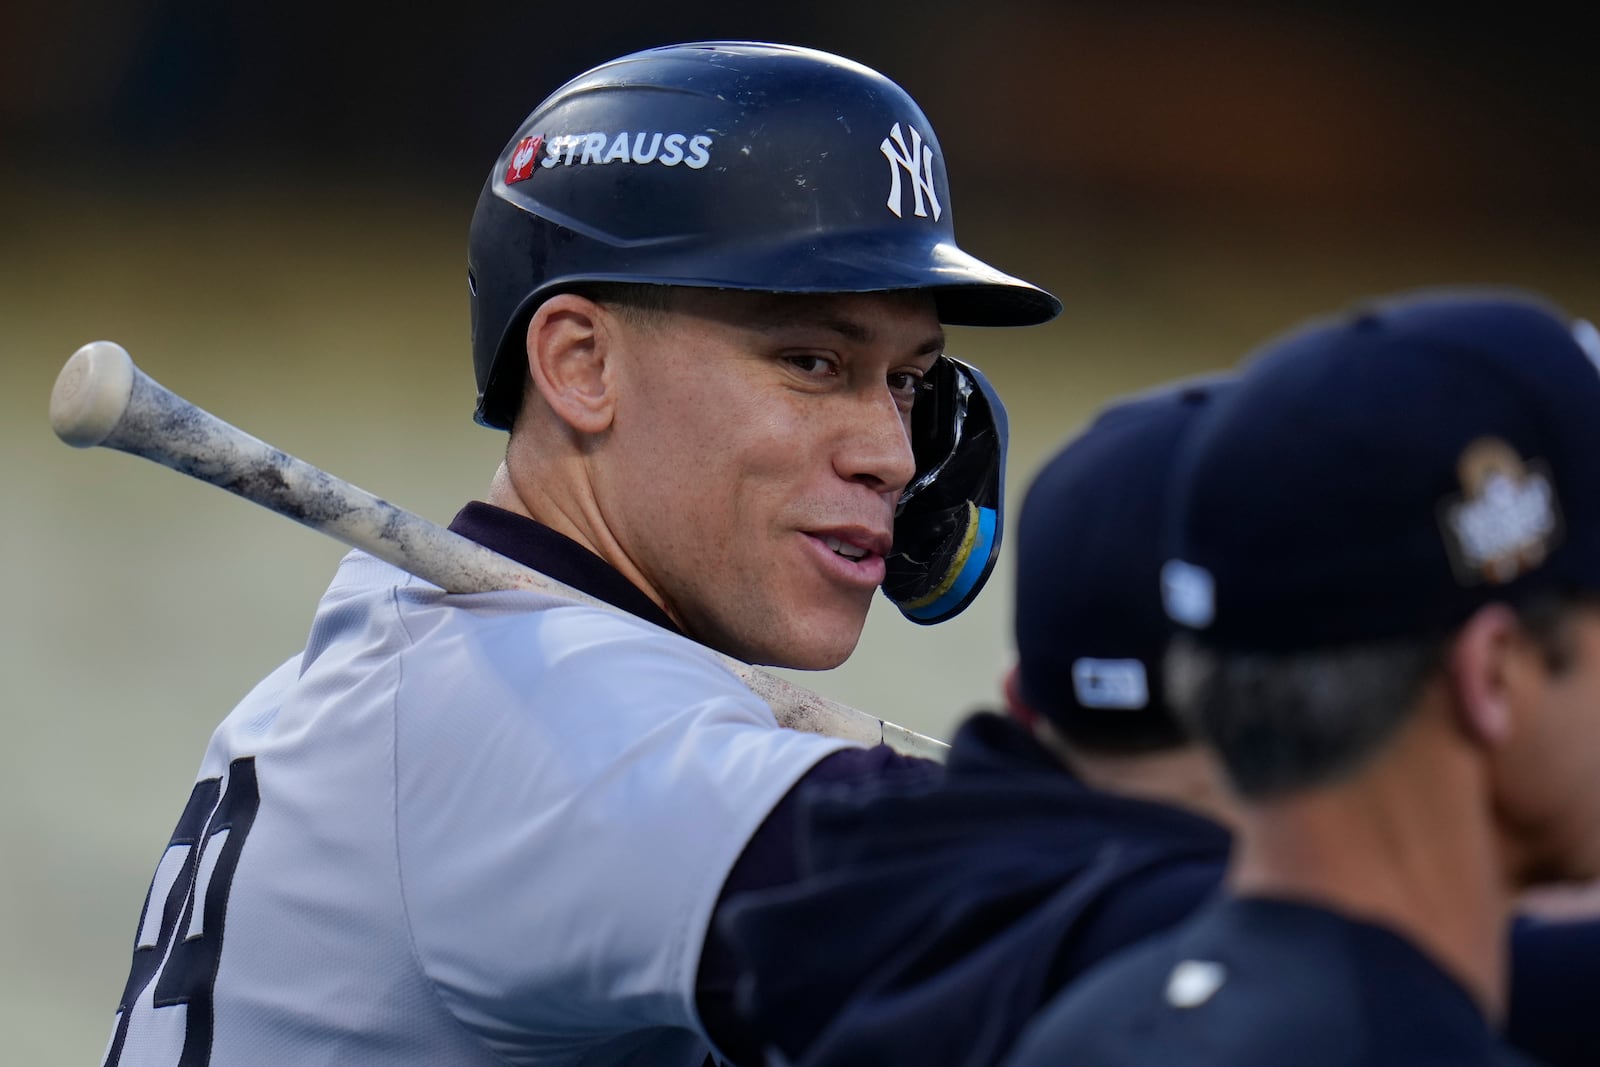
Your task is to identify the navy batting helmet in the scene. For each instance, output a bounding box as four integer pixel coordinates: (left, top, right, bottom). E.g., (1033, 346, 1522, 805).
(467, 40, 1061, 430)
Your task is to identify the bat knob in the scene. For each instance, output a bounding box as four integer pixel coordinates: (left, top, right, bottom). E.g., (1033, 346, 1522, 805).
(51, 341, 136, 448)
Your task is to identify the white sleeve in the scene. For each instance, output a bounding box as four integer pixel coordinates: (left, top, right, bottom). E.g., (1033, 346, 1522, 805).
(391, 599, 854, 1061)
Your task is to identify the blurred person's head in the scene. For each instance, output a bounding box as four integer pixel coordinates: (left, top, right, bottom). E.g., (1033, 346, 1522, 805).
(1006, 376, 1235, 819)
(1162, 288, 1600, 887)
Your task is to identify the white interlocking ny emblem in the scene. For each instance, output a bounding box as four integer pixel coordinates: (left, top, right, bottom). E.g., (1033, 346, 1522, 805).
(880, 123, 942, 221)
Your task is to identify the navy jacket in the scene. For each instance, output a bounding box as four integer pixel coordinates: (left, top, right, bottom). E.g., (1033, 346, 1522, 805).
(1004, 897, 1543, 1067)
(721, 712, 1600, 1066)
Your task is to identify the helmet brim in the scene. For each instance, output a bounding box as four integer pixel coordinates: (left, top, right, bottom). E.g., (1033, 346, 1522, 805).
(526, 232, 1062, 327)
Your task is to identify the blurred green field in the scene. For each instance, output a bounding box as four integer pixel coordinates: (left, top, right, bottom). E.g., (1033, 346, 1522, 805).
(3, 172, 1595, 1062)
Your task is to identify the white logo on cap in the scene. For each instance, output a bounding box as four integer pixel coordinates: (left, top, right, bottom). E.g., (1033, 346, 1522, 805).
(1439, 438, 1561, 585)
(880, 123, 942, 221)
(1162, 559, 1215, 628)
(1072, 659, 1149, 709)
(1166, 960, 1227, 1009)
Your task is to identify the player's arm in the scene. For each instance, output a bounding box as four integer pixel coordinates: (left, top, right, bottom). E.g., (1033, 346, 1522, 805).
(695, 746, 936, 1064)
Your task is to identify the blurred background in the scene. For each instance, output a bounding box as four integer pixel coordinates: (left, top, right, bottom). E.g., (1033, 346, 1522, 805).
(4, 1, 1597, 1059)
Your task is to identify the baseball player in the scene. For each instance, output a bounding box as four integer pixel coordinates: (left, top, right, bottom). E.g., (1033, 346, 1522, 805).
(723, 371, 1600, 1066)
(97, 42, 1057, 1067)
(1003, 290, 1600, 1066)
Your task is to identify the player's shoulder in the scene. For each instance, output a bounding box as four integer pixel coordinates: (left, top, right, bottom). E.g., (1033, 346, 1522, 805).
(413, 589, 752, 708)
(323, 548, 749, 699)
(195, 652, 303, 762)
(373, 555, 841, 767)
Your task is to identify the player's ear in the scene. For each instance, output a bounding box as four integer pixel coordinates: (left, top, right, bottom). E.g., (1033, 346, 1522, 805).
(1447, 602, 1524, 747)
(524, 293, 618, 435)
(1000, 663, 1040, 731)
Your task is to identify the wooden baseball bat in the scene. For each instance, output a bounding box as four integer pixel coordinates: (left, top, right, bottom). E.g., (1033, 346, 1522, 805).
(50, 340, 948, 761)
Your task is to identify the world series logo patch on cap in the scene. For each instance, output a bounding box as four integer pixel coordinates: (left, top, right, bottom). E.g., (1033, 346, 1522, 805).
(1438, 437, 1563, 585)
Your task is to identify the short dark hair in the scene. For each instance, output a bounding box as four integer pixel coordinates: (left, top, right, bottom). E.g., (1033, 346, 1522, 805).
(1165, 591, 1590, 800)
(564, 281, 680, 322)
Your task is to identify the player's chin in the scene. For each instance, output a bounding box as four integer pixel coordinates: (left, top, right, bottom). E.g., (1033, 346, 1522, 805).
(754, 593, 873, 670)
(1510, 816, 1600, 888)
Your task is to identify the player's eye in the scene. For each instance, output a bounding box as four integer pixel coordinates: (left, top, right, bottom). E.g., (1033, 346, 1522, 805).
(888, 370, 925, 407)
(784, 353, 839, 378)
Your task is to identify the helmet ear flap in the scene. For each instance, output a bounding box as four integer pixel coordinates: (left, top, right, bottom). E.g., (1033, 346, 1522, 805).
(474, 289, 545, 430)
(884, 356, 1009, 624)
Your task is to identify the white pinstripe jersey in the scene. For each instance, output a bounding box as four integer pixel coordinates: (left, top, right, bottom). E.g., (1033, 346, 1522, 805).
(102, 550, 853, 1066)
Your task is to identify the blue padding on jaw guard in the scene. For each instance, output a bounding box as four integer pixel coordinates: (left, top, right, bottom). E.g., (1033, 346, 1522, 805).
(899, 506, 998, 622)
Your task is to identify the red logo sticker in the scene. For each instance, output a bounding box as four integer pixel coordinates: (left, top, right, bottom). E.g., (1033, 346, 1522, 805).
(506, 135, 543, 184)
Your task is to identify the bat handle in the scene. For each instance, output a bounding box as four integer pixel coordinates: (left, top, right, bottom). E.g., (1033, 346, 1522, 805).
(50, 340, 137, 448)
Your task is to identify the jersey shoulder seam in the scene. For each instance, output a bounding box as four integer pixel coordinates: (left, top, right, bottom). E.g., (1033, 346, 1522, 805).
(385, 586, 520, 1064)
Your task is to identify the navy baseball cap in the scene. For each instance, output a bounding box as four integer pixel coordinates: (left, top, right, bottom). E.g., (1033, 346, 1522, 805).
(1161, 288, 1600, 652)
(1014, 376, 1229, 753)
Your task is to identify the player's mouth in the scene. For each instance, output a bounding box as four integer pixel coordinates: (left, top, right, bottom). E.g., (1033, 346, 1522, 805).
(822, 536, 869, 560)
(802, 528, 891, 587)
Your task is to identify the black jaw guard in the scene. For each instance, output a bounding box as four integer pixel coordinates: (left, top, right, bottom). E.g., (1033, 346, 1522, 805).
(884, 356, 1009, 624)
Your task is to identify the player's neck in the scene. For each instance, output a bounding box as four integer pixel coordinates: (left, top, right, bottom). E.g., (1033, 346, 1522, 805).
(486, 460, 687, 631)
(1055, 738, 1238, 830)
(1226, 709, 1513, 1023)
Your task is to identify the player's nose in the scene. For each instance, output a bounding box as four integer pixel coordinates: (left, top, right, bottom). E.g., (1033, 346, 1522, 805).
(835, 388, 917, 496)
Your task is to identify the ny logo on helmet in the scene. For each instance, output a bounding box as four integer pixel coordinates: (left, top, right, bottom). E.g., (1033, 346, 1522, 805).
(880, 123, 942, 221)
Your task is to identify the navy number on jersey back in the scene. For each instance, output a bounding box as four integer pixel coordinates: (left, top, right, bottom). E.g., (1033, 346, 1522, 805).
(103, 757, 259, 1067)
